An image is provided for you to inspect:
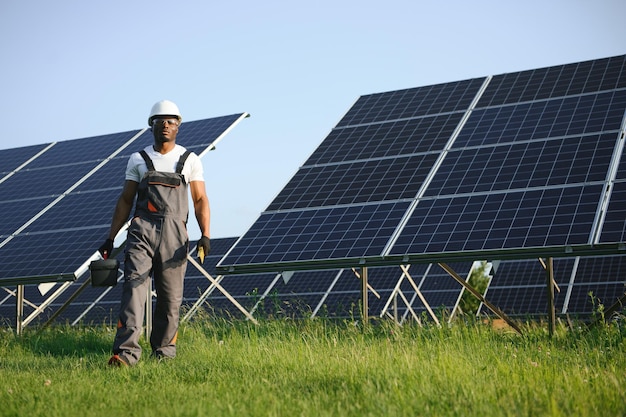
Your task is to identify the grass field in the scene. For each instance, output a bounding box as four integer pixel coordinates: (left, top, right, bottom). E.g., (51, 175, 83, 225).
(1, 316, 624, 417)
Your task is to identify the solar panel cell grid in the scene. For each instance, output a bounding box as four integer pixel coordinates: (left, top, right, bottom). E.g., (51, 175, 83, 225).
(392, 185, 603, 255)
(23, 190, 118, 233)
(426, 134, 617, 197)
(25, 131, 139, 169)
(174, 114, 244, 152)
(0, 197, 56, 237)
(599, 181, 626, 243)
(324, 269, 361, 292)
(0, 162, 100, 200)
(566, 283, 625, 315)
(271, 270, 342, 294)
(224, 202, 411, 265)
(336, 78, 485, 127)
(73, 157, 129, 191)
(0, 228, 109, 280)
(481, 259, 576, 316)
(484, 286, 567, 316)
(477, 55, 626, 107)
(304, 113, 464, 165)
(490, 258, 576, 287)
(267, 154, 438, 211)
(208, 273, 277, 297)
(419, 266, 472, 291)
(455, 91, 626, 148)
(0, 144, 49, 175)
(572, 255, 626, 284)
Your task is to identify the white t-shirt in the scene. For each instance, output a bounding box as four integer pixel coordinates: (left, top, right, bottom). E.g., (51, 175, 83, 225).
(125, 144, 204, 184)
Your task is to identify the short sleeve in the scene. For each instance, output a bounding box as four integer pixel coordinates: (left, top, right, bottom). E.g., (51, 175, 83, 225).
(125, 153, 143, 182)
(186, 152, 204, 182)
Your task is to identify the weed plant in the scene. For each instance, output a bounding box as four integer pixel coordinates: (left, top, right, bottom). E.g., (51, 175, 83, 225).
(0, 315, 624, 417)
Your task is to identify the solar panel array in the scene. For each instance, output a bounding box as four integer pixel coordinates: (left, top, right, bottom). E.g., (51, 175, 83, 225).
(218, 55, 626, 274)
(3, 55, 626, 327)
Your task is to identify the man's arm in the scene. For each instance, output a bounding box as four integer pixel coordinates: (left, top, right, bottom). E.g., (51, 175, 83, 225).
(190, 180, 210, 238)
(107, 180, 139, 240)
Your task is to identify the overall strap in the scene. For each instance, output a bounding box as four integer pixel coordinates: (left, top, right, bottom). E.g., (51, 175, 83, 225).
(139, 150, 155, 171)
(175, 150, 192, 174)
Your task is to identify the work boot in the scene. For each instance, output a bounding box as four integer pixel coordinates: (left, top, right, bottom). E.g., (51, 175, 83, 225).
(108, 354, 129, 367)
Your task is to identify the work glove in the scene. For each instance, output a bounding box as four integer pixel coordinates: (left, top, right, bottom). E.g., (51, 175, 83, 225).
(98, 239, 114, 260)
(196, 236, 211, 264)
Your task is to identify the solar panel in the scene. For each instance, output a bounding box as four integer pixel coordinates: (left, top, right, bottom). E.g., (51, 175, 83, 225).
(0, 143, 50, 175)
(476, 55, 626, 107)
(565, 255, 626, 316)
(481, 255, 626, 318)
(219, 55, 626, 275)
(425, 134, 616, 196)
(336, 78, 486, 126)
(599, 181, 626, 244)
(0, 197, 56, 238)
(25, 131, 140, 169)
(269, 154, 439, 210)
(305, 113, 464, 165)
(392, 185, 603, 254)
(223, 201, 410, 266)
(480, 259, 576, 316)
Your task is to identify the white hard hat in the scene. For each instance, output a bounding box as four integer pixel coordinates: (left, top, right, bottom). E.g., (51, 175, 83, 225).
(148, 100, 182, 126)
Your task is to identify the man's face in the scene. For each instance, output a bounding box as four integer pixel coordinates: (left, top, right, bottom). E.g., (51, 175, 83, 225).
(152, 116, 179, 142)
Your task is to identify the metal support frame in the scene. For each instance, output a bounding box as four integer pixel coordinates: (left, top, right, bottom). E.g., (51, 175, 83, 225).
(379, 265, 440, 326)
(186, 255, 258, 325)
(182, 274, 225, 322)
(545, 257, 556, 337)
(438, 263, 523, 334)
(350, 267, 383, 324)
(538, 257, 561, 337)
(41, 278, 92, 328)
(3, 279, 77, 334)
(360, 267, 368, 323)
(16, 285, 24, 336)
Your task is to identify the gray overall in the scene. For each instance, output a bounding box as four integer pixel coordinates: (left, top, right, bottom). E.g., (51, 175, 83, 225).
(113, 150, 191, 364)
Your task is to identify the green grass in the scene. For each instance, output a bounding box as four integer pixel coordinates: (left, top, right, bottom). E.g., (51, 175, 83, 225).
(1, 317, 625, 417)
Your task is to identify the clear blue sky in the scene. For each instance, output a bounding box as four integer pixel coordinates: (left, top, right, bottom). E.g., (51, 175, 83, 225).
(1, 1, 625, 240)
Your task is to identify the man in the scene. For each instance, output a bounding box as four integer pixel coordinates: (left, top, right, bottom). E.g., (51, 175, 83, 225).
(98, 100, 211, 366)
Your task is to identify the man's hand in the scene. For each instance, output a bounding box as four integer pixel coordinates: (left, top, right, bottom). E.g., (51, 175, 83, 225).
(98, 239, 114, 259)
(196, 236, 211, 264)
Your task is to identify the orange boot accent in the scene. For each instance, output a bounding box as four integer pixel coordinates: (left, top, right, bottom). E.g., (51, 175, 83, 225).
(108, 354, 129, 367)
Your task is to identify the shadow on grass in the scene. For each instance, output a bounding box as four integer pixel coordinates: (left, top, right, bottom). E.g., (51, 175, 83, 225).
(17, 325, 113, 357)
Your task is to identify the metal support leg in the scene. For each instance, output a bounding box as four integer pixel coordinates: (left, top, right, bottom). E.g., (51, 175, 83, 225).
(546, 257, 555, 337)
(16, 285, 24, 336)
(187, 255, 258, 325)
(361, 266, 368, 324)
(393, 292, 398, 323)
(439, 263, 522, 334)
